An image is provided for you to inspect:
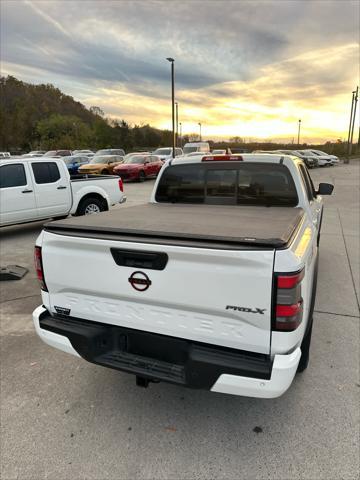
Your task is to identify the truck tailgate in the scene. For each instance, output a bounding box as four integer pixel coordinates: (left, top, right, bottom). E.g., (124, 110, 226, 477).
(42, 231, 275, 354)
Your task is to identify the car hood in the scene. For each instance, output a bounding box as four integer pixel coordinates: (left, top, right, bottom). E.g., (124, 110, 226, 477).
(80, 164, 104, 169)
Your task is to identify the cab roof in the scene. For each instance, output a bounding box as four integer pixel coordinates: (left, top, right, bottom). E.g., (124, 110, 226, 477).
(170, 153, 301, 165)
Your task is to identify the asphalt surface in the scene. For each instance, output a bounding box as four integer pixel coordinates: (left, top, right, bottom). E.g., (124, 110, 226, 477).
(1, 164, 359, 480)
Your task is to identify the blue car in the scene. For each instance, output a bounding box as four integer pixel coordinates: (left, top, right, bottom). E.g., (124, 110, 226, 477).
(62, 155, 90, 175)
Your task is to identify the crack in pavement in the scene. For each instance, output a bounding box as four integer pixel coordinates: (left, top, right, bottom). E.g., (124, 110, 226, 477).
(314, 309, 360, 319)
(337, 208, 360, 312)
(0, 294, 40, 304)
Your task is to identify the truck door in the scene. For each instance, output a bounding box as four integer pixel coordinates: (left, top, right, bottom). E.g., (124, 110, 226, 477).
(298, 164, 322, 230)
(0, 162, 37, 225)
(30, 161, 71, 218)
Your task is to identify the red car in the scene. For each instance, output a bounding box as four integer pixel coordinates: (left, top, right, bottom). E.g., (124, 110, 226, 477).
(113, 154, 164, 182)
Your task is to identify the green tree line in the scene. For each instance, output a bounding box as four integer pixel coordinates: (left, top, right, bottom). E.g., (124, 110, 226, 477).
(0, 76, 179, 152)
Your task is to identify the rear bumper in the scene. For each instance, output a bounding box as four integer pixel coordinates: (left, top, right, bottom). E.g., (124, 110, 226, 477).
(33, 306, 301, 398)
(211, 349, 301, 398)
(33, 306, 81, 357)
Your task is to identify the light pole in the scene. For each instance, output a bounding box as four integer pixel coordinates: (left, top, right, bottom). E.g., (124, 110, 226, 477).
(175, 101, 179, 148)
(346, 90, 356, 161)
(166, 58, 175, 158)
(198, 122, 202, 141)
(179, 122, 182, 148)
(349, 86, 358, 155)
(297, 119, 301, 145)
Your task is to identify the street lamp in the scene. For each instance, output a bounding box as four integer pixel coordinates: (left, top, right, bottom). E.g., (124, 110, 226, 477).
(198, 122, 202, 141)
(179, 122, 182, 148)
(166, 57, 175, 158)
(297, 119, 301, 145)
(175, 101, 179, 148)
(346, 90, 356, 162)
(349, 86, 358, 155)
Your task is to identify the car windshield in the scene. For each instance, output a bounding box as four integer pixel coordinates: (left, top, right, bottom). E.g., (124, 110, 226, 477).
(183, 146, 198, 154)
(153, 148, 171, 155)
(62, 156, 76, 165)
(89, 155, 113, 163)
(95, 150, 112, 155)
(124, 155, 145, 164)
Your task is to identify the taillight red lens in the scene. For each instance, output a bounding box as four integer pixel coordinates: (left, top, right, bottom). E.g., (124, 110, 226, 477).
(277, 270, 304, 289)
(202, 155, 243, 162)
(118, 178, 124, 192)
(276, 304, 302, 317)
(34, 246, 48, 291)
(273, 268, 304, 331)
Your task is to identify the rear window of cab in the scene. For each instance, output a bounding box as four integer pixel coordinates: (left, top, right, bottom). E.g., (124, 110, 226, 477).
(155, 162, 298, 206)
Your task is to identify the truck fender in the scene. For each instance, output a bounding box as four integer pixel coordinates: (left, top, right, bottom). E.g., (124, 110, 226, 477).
(70, 185, 110, 215)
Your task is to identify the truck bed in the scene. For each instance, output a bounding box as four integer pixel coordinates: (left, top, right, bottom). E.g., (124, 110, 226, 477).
(45, 204, 304, 249)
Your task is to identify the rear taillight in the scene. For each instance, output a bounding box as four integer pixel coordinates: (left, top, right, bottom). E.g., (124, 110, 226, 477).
(118, 178, 124, 192)
(202, 155, 243, 162)
(34, 246, 47, 291)
(273, 268, 304, 331)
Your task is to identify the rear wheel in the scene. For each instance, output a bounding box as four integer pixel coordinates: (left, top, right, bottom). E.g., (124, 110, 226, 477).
(76, 197, 105, 216)
(138, 171, 146, 182)
(101, 169, 109, 175)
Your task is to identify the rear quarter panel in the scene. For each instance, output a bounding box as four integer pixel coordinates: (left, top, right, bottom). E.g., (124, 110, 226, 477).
(272, 217, 318, 355)
(70, 178, 121, 214)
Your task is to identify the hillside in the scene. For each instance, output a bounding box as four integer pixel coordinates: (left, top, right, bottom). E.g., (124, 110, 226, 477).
(0, 76, 348, 155)
(0, 76, 173, 152)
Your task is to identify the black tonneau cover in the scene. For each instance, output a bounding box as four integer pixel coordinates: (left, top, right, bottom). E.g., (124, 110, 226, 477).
(45, 204, 304, 249)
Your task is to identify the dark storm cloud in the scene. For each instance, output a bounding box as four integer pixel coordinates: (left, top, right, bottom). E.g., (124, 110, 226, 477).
(1, 0, 293, 90)
(1, 0, 358, 136)
(2, 0, 358, 92)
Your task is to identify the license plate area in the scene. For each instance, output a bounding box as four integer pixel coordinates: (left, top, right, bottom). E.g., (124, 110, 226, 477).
(40, 312, 272, 388)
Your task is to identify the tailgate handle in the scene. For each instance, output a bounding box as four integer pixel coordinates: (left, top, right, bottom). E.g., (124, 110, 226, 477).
(110, 248, 168, 270)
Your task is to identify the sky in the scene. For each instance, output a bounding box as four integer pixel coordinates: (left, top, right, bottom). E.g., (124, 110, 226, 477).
(1, 0, 359, 142)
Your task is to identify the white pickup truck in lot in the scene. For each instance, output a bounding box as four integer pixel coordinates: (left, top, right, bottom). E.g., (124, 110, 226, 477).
(0, 157, 125, 226)
(33, 153, 334, 398)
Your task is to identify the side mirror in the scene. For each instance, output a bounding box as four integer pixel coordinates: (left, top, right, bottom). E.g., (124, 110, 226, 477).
(144, 160, 150, 164)
(317, 183, 334, 195)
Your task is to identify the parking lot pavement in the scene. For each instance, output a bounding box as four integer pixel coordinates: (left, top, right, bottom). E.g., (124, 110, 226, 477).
(1, 164, 359, 480)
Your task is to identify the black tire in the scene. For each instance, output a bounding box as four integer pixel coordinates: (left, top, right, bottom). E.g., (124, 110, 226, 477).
(76, 197, 105, 216)
(297, 320, 313, 372)
(101, 169, 109, 175)
(138, 171, 146, 182)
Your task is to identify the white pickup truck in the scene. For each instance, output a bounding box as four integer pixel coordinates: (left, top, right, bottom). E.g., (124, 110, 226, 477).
(33, 154, 334, 398)
(0, 156, 125, 226)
